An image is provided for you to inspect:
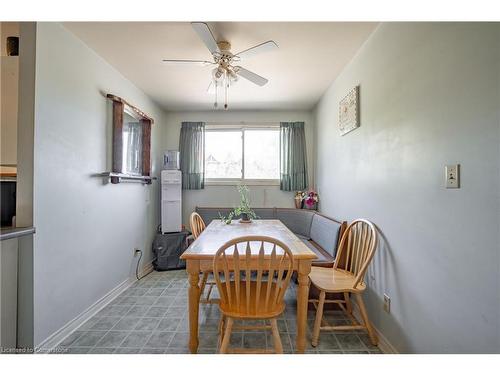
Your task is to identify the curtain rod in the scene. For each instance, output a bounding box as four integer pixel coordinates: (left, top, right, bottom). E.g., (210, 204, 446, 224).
(204, 121, 280, 126)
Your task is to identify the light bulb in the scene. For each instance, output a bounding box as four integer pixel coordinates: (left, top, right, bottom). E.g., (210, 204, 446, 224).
(228, 69, 238, 83)
(212, 66, 225, 81)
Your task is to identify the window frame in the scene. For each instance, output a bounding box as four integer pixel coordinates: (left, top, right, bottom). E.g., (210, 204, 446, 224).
(107, 94, 154, 184)
(122, 109, 144, 176)
(204, 123, 280, 186)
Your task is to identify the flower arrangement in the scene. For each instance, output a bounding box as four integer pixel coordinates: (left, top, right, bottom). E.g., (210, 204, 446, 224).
(294, 189, 319, 210)
(294, 191, 305, 208)
(304, 190, 319, 209)
(219, 184, 258, 224)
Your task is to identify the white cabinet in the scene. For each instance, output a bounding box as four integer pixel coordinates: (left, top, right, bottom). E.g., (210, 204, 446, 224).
(0, 237, 18, 349)
(161, 170, 182, 233)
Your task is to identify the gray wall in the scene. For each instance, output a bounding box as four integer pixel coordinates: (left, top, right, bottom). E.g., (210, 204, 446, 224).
(163, 111, 314, 225)
(32, 23, 168, 345)
(314, 23, 500, 353)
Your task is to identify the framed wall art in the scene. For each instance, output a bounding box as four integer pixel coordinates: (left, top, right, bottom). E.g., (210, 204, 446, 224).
(339, 85, 359, 136)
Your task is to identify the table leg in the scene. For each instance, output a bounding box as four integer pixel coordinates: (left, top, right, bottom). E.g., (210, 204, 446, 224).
(186, 260, 200, 354)
(296, 260, 311, 353)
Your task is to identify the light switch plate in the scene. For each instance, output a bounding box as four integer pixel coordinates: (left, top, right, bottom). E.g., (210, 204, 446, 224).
(445, 164, 460, 189)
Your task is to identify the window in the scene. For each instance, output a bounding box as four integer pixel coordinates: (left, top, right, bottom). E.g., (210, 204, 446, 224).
(204, 125, 280, 183)
(107, 94, 153, 184)
(122, 114, 143, 176)
(205, 130, 242, 179)
(244, 129, 280, 179)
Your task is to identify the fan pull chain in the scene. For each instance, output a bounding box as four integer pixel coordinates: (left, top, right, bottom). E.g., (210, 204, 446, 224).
(214, 81, 218, 109)
(224, 73, 229, 110)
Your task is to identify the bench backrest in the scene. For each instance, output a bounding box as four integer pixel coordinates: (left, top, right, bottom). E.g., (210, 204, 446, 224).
(310, 213, 343, 258)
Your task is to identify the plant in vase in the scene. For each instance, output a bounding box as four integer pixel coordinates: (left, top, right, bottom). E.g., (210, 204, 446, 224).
(294, 191, 305, 209)
(219, 184, 258, 224)
(303, 189, 319, 210)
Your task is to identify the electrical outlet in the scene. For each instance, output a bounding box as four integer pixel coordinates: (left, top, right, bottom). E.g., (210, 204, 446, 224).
(383, 294, 391, 313)
(445, 164, 460, 188)
(134, 248, 141, 257)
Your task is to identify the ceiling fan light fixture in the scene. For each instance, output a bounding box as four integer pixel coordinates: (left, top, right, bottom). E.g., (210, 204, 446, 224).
(227, 69, 238, 83)
(212, 66, 225, 81)
(162, 22, 278, 110)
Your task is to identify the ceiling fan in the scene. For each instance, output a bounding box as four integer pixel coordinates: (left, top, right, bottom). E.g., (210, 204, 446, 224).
(162, 22, 278, 110)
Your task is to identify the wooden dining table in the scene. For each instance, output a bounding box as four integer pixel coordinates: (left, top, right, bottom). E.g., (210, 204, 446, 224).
(180, 219, 317, 354)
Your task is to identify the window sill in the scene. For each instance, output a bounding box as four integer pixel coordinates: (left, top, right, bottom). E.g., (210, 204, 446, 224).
(96, 172, 157, 185)
(205, 179, 280, 187)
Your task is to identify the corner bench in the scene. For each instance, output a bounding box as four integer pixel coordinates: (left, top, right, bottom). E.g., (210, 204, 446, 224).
(194, 207, 347, 268)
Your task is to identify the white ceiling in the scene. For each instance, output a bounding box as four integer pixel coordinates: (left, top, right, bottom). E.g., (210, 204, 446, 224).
(64, 22, 378, 111)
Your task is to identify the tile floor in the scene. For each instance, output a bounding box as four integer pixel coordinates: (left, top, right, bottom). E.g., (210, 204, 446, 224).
(55, 270, 382, 354)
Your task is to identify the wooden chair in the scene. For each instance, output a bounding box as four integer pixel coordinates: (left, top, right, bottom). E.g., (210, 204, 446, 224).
(309, 219, 378, 347)
(189, 212, 206, 239)
(189, 212, 216, 304)
(213, 236, 294, 354)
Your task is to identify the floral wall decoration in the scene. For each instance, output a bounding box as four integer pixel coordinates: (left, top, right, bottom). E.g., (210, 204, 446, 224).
(339, 85, 360, 136)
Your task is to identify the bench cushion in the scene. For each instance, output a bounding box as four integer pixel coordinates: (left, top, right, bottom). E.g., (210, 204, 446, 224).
(299, 238, 335, 266)
(276, 208, 314, 238)
(310, 214, 342, 258)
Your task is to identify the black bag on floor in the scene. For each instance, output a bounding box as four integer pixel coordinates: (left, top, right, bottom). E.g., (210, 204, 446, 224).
(152, 231, 189, 271)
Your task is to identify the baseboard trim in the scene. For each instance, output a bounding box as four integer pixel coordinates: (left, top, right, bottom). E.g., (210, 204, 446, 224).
(372, 323, 398, 354)
(36, 262, 153, 353)
(351, 301, 399, 354)
(137, 262, 154, 279)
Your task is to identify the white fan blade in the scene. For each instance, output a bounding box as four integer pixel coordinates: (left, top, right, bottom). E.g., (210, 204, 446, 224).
(235, 40, 278, 59)
(191, 22, 220, 55)
(162, 59, 213, 66)
(235, 66, 268, 86)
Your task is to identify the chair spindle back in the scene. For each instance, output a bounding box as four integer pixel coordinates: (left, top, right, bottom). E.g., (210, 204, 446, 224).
(334, 219, 378, 288)
(213, 236, 294, 315)
(190, 212, 206, 239)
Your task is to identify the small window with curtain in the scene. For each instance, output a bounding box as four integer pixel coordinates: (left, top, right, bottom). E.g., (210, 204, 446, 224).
(122, 111, 144, 176)
(204, 124, 280, 184)
(105, 94, 154, 184)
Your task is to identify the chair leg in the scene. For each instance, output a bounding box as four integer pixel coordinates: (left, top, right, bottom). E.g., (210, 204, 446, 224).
(270, 319, 283, 354)
(344, 292, 358, 325)
(344, 292, 353, 314)
(355, 293, 378, 346)
(219, 317, 233, 354)
(311, 290, 325, 347)
(199, 272, 209, 300)
(217, 316, 225, 350)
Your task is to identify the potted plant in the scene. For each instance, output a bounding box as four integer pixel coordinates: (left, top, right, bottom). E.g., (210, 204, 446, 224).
(303, 189, 319, 210)
(219, 184, 258, 224)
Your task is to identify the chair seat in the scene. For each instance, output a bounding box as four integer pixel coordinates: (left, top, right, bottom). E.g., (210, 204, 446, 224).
(218, 281, 285, 319)
(309, 266, 366, 293)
